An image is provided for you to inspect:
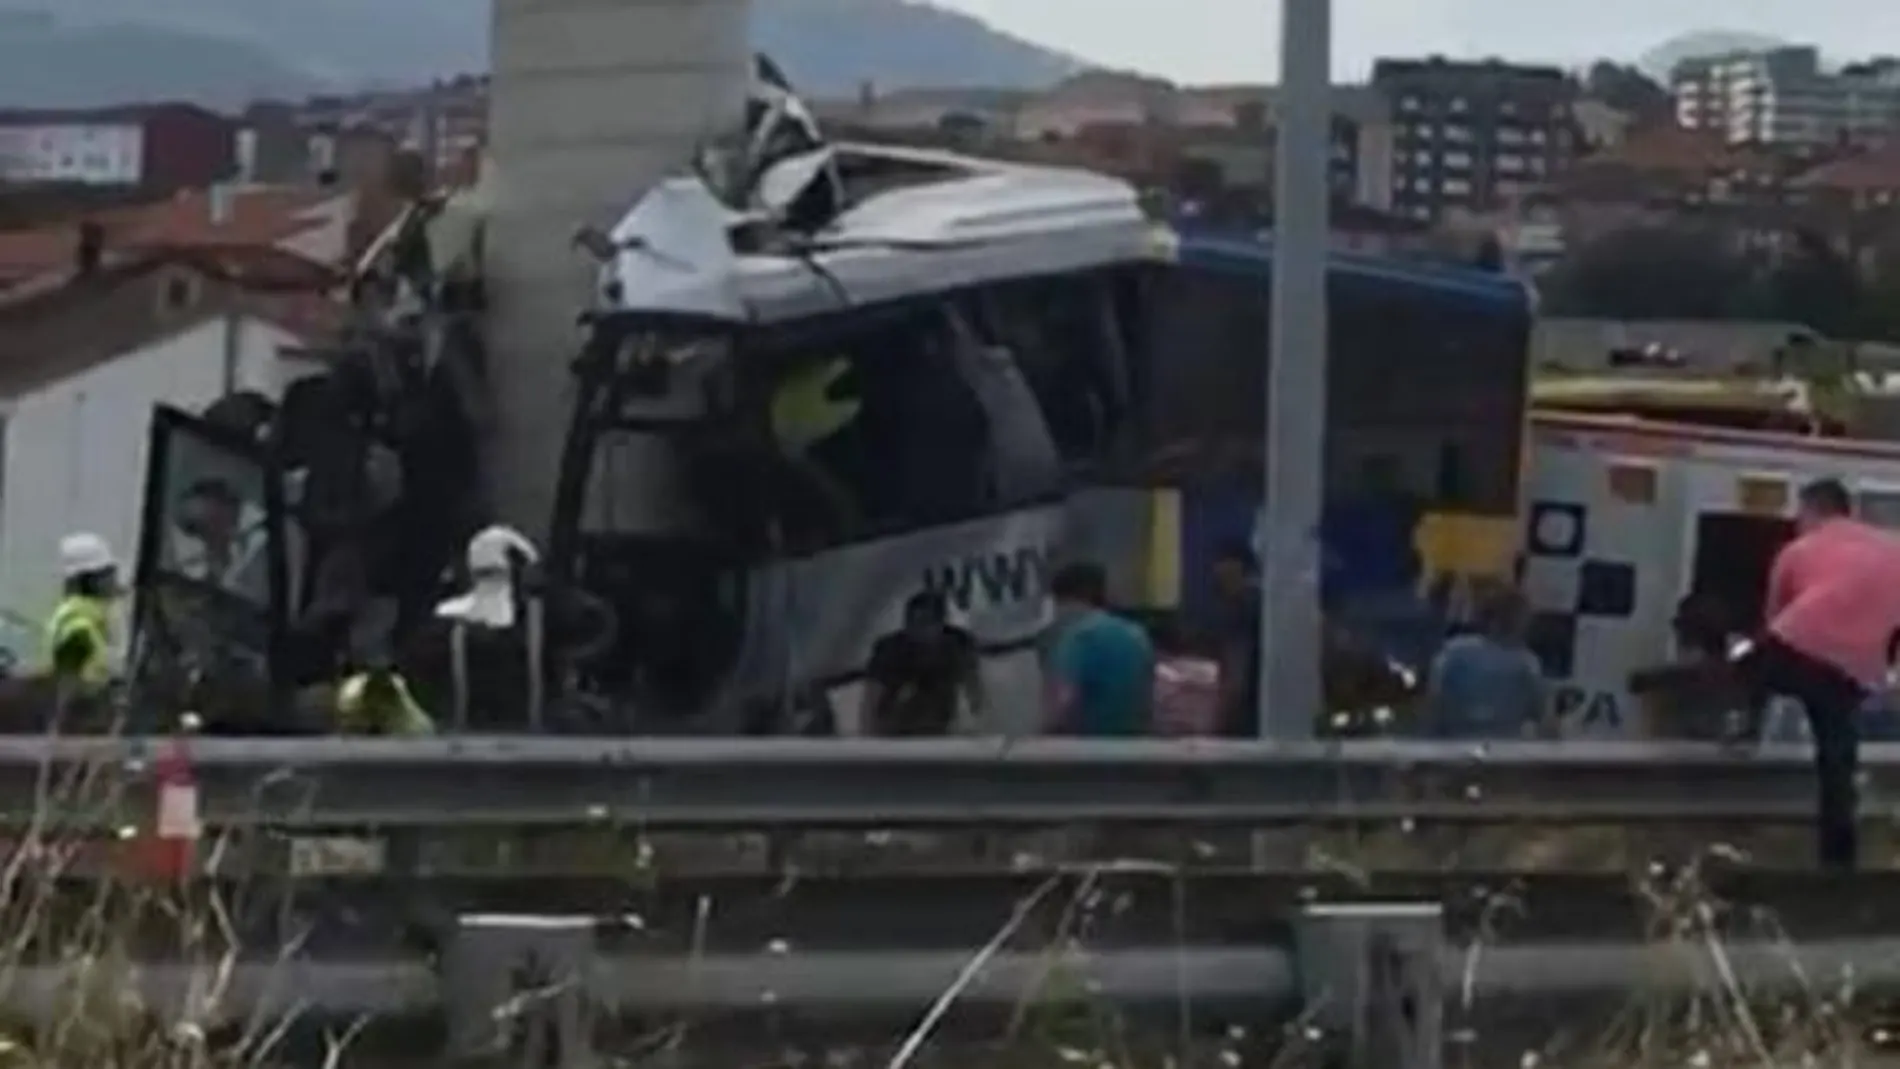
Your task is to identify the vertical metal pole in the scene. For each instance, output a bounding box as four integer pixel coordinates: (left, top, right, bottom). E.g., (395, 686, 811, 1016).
(1260, 0, 1331, 740)
(1295, 903, 1445, 1069)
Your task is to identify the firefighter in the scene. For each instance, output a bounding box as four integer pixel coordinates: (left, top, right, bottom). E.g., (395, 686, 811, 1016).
(45, 532, 121, 691)
(335, 657, 435, 737)
(771, 356, 860, 454)
(435, 525, 543, 730)
(768, 356, 862, 541)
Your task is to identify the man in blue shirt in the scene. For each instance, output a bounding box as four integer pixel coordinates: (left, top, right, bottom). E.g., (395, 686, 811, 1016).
(1424, 583, 1552, 739)
(1045, 562, 1155, 736)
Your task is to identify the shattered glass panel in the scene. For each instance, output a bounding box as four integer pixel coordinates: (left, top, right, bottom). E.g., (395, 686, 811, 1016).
(129, 414, 282, 713)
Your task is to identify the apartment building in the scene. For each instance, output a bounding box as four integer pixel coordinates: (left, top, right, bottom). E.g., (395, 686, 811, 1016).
(1174, 85, 1396, 212)
(288, 77, 488, 178)
(995, 74, 1397, 212)
(0, 104, 235, 190)
(1370, 58, 1577, 221)
(1672, 46, 1900, 147)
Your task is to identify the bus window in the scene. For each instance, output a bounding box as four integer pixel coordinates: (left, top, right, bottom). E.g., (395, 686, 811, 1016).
(1330, 284, 1527, 516)
(761, 305, 994, 543)
(941, 308, 1061, 507)
(1436, 441, 1470, 503)
(970, 273, 1131, 471)
(1136, 259, 1531, 519)
(1137, 267, 1262, 477)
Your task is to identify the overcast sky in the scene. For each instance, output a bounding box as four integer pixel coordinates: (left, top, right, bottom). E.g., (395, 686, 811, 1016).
(937, 0, 1896, 83)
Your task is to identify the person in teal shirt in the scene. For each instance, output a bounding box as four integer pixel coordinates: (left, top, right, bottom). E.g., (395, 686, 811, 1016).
(1045, 562, 1155, 736)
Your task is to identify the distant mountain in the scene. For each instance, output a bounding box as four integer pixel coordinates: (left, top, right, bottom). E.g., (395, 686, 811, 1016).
(758, 0, 1085, 95)
(1638, 31, 1789, 78)
(0, 10, 328, 110)
(0, 0, 1085, 110)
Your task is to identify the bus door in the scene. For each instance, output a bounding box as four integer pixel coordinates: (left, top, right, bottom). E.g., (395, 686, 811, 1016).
(130, 406, 293, 729)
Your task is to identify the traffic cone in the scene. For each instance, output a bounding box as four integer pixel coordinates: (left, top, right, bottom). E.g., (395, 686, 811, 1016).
(140, 719, 200, 882)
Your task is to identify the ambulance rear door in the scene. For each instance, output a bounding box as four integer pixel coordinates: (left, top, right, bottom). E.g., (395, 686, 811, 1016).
(1676, 446, 1794, 651)
(1520, 419, 1684, 737)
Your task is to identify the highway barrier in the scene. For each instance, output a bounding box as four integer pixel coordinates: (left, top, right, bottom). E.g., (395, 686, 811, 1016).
(0, 736, 1898, 832)
(20, 937, 1900, 1030)
(1, 727, 1893, 1068)
(7, 868, 1900, 1069)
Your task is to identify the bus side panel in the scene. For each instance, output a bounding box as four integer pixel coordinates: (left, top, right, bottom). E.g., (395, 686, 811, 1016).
(1175, 481, 1255, 636)
(1164, 482, 1472, 669)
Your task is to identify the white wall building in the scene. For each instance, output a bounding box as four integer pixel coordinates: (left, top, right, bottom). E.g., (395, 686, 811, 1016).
(0, 123, 144, 186)
(1673, 46, 1900, 147)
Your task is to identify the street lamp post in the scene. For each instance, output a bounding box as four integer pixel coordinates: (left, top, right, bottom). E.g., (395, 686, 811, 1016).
(1258, 0, 1331, 740)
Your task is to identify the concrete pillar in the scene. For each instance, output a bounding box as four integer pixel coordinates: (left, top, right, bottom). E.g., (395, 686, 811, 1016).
(484, 0, 750, 537)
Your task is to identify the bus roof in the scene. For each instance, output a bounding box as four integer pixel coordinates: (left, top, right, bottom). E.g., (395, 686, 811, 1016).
(1171, 230, 1534, 314)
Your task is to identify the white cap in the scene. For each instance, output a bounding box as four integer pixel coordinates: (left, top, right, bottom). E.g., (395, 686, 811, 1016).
(59, 532, 117, 579)
(440, 525, 537, 630)
(466, 525, 538, 574)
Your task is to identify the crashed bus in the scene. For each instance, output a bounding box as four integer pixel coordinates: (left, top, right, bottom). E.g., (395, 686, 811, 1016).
(123, 59, 1534, 734)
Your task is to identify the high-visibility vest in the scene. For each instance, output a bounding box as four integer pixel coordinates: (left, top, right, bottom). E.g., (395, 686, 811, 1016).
(43, 595, 110, 688)
(336, 672, 435, 736)
(770, 358, 860, 454)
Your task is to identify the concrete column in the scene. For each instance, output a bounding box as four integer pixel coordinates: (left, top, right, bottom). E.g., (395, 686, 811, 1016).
(484, 0, 750, 536)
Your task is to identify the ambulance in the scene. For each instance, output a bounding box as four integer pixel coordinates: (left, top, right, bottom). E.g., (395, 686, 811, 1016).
(1521, 408, 1900, 737)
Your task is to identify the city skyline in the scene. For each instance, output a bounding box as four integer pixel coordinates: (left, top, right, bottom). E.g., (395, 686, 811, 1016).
(939, 0, 1900, 83)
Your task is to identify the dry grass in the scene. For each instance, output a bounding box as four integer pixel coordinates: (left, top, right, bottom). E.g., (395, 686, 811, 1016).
(1463, 854, 1892, 1069)
(0, 744, 1888, 1069)
(854, 846, 1900, 1069)
(0, 737, 360, 1069)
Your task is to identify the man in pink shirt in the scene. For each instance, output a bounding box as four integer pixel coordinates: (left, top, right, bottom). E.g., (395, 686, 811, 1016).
(1747, 477, 1900, 871)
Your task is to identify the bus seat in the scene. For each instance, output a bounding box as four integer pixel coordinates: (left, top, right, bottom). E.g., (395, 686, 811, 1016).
(1414, 512, 1517, 587)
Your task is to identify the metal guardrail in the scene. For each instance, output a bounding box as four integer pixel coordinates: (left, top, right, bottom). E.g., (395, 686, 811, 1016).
(3, 737, 1899, 831)
(30, 870, 1900, 966)
(8, 870, 1900, 1067)
(26, 937, 1893, 1025)
(11, 922, 1900, 1069)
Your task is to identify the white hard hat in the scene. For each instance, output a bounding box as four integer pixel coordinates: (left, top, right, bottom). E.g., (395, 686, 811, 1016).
(59, 532, 117, 579)
(466, 525, 539, 574)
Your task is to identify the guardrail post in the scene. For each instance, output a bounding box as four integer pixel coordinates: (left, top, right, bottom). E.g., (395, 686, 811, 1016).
(1294, 903, 1443, 1069)
(444, 914, 595, 1069)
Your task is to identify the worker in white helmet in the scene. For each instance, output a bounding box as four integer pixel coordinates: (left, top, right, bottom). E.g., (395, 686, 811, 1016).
(435, 525, 544, 730)
(46, 532, 121, 691)
(436, 526, 540, 629)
